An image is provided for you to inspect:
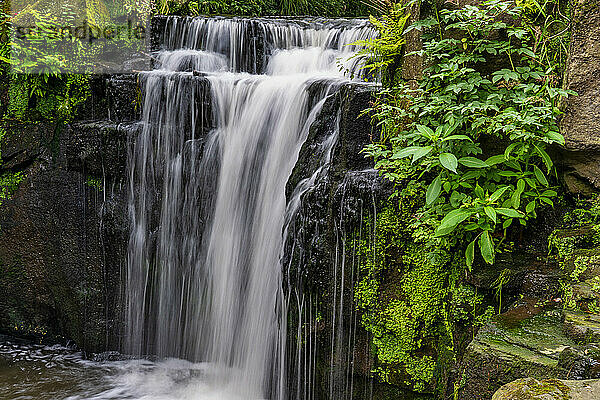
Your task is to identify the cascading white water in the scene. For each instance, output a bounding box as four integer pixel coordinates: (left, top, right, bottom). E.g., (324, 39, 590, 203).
(125, 16, 376, 400)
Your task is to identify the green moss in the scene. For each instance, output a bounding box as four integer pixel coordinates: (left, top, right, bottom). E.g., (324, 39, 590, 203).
(549, 196, 600, 311)
(353, 194, 455, 392)
(0, 170, 25, 207)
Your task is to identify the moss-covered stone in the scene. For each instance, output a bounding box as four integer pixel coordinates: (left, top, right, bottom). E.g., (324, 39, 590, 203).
(563, 310, 600, 345)
(493, 378, 600, 400)
(459, 311, 574, 399)
(492, 378, 571, 400)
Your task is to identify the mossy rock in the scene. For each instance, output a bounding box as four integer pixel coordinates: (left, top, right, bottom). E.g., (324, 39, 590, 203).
(493, 378, 600, 400)
(492, 378, 571, 400)
(459, 311, 574, 400)
(563, 310, 600, 345)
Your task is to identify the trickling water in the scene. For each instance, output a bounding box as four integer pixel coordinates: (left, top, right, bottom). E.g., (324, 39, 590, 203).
(125, 16, 376, 400)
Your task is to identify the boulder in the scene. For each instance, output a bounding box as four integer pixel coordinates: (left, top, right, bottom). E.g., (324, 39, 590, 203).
(492, 378, 600, 400)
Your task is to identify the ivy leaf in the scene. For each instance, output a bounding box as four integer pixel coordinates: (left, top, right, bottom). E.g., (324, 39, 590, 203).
(479, 231, 495, 265)
(412, 146, 433, 163)
(484, 206, 497, 223)
(533, 166, 548, 186)
(466, 239, 476, 270)
(435, 208, 474, 236)
(439, 153, 458, 173)
(459, 157, 489, 168)
(496, 208, 525, 218)
(426, 175, 442, 205)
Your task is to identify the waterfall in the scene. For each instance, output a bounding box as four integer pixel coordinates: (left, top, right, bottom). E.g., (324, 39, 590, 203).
(125, 16, 376, 400)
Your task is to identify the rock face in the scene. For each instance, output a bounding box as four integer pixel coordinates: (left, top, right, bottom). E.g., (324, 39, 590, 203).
(0, 75, 138, 352)
(492, 378, 600, 400)
(560, 0, 600, 194)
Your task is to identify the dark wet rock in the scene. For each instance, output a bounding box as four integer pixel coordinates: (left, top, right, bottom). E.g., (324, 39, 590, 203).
(0, 163, 126, 352)
(0, 118, 130, 353)
(0, 122, 56, 170)
(558, 345, 600, 380)
(560, 0, 600, 192)
(493, 377, 600, 400)
(107, 74, 142, 122)
(64, 121, 135, 178)
(466, 251, 561, 301)
(77, 74, 142, 123)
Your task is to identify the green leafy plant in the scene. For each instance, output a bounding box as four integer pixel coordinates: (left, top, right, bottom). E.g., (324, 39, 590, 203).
(349, 1, 412, 83)
(363, 0, 575, 268)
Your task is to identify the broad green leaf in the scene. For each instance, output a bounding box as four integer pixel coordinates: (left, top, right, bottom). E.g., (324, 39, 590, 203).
(545, 131, 565, 145)
(496, 208, 525, 218)
(525, 178, 537, 189)
(517, 179, 525, 193)
(466, 239, 476, 269)
(412, 146, 433, 163)
(511, 191, 521, 209)
(474, 184, 485, 199)
(391, 146, 421, 159)
(534, 166, 549, 186)
(503, 218, 513, 229)
(416, 124, 435, 140)
(479, 231, 495, 264)
(541, 190, 558, 197)
(504, 142, 519, 159)
(439, 153, 458, 173)
(489, 186, 510, 203)
(534, 144, 552, 172)
(450, 190, 465, 207)
(484, 206, 497, 223)
(435, 208, 474, 237)
(526, 201, 536, 214)
(459, 157, 489, 168)
(426, 175, 442, 205)
(486, 154, 506, 166)
(541, 197, 554, 206)
(498, 171, 521, 177)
